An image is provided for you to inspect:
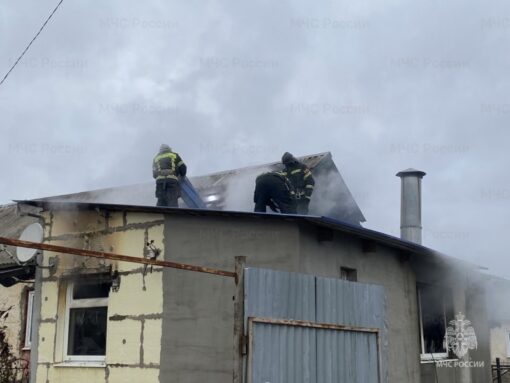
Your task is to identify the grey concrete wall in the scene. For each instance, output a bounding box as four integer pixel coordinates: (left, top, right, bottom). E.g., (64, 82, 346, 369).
(160, 216, 300, 382)
(160, 215, 423, 383)
(466, 280, 492, 382)
(421, 363, 459, 382)
(297, 228, 422, 382)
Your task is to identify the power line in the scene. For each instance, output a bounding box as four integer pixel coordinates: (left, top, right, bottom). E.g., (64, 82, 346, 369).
(0, 0, 65, 88)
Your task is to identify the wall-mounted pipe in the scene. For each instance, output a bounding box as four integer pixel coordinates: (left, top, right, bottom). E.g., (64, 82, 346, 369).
(0, 236, 237, 279)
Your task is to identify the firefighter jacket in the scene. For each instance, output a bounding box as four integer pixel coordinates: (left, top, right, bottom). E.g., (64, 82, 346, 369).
(152, 149, 187, 181)
(254, 171, 297, 213)
(282, 163, 315, 200)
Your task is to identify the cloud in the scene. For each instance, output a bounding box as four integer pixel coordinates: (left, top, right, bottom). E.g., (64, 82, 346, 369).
(1, 0, 509, 277)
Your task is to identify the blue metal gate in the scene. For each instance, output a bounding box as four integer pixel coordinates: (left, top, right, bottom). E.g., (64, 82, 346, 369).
(244, 268, 387, 383)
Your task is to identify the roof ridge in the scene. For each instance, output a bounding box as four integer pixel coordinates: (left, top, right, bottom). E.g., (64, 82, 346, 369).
(193, 151, 331, 178)
(31, 151, 333, 201)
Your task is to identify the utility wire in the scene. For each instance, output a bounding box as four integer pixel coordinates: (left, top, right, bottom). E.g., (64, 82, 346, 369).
(0, 0, 64, 88)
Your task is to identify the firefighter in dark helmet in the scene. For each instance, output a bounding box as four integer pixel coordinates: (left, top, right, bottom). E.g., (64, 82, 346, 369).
(253, 171, 297, 214)
(152, 144, 187, 207)
(281, 152, 315, 214)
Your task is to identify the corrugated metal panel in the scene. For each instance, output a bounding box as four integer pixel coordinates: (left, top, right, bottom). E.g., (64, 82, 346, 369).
(316, 277, 385, 328)
(316, 277, 387, 382)
(245, 268, 387, 383)
(251, 323, 317, 383)
(244, 268, 316, 326)
(250, 323, 379, 383)
(316, 329, 378, 383)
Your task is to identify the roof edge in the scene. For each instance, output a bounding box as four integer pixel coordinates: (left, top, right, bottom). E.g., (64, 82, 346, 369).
(16, 200, 483, 272)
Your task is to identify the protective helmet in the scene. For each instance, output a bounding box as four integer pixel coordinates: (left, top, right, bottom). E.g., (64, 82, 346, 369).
(159, 144, 172, 152)
(282, 152, 297, 165)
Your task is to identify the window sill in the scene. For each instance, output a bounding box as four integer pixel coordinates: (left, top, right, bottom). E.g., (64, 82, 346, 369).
(420, 358, 458, 364)
(54, 362, 106, 368)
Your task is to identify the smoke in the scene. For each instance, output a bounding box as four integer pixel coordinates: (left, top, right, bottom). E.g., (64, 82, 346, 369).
(222, 165, 276, 212)
(220, 162, 364, 225)
(309, 171, 341, 215)
(40, 183, 157, 207)
(308, 169, 364, 224)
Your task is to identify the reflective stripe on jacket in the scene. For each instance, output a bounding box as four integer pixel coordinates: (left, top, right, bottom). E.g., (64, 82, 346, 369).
(282, 164, 315, 198)
(152, 151, 186, 180)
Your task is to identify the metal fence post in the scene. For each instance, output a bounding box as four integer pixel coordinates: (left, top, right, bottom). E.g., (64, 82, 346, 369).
(497, 357, 502, 383)
(233, 256, 246, 383)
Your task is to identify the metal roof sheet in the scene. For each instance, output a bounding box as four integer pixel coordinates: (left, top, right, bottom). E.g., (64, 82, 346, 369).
(27, 152, 365, 225)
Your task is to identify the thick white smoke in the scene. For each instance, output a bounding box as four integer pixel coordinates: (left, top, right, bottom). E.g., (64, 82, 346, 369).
(222, 166, 276, 212)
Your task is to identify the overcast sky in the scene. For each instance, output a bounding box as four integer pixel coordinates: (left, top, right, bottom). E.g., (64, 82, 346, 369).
(1, 0, 509, 277)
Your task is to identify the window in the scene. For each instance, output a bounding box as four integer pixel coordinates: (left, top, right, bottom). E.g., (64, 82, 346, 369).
(64, 281, 110, 362)
(340, 267, 357, 282)
(418, 284, 453, 360)
(23, 291, 35, 349)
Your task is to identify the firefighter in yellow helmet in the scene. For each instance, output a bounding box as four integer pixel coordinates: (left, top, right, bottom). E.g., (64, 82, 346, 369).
(152, 144, 187, 207)
(281, 152, 315, 214)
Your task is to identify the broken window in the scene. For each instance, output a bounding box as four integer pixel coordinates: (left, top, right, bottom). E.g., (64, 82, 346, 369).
(64, 280, 110, 362)
(418, 284, 453, 360)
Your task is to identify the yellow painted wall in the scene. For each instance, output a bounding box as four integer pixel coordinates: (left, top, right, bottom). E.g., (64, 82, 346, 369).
(35, 210, 164, 383)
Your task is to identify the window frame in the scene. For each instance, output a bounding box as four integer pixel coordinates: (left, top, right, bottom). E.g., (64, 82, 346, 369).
(418, 287, 450, 361)
(23, 290, 35, 350)
(63, 281, 108, 363)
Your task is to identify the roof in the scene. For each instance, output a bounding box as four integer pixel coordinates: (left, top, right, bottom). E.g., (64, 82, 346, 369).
(17, 200, 482, 272)
(0, 204, 38, 268)
(30, 152, 366, 225)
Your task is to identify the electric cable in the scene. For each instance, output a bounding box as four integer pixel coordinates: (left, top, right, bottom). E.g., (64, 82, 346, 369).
(0, 0, 64, 88)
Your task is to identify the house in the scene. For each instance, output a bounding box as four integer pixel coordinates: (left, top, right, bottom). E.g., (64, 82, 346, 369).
(0, 153, 493, 383)
(0, 204, 38, 382)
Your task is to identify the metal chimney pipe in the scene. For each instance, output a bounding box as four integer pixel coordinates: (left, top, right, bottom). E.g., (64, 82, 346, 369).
(396, 168, 426, 244)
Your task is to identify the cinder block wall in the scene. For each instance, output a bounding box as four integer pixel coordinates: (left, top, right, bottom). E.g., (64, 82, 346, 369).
(34, 210, 164, 383)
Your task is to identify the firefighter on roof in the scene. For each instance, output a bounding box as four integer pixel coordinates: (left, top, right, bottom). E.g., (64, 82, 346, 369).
(253, 171, 297, 214)
(281, 152, 315, 214)
(152, 144, 187, 207)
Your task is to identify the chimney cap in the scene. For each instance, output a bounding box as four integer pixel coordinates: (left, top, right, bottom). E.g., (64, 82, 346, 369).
(396, 168, 426, 178)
